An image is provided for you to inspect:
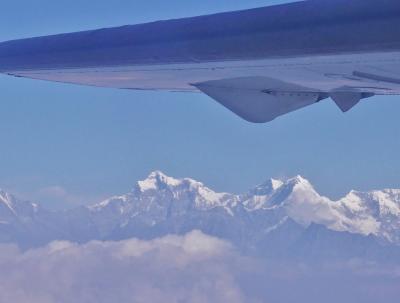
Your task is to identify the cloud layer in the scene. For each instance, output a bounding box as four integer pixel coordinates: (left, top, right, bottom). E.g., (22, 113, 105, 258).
(0, 231, 399, 303)
(0, 231, 250, 303)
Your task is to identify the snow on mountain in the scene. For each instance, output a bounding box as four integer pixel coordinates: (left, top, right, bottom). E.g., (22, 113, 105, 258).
(0, 189, 39, 222)
(135, 171, 234, 210)
(87, 172, 400, 245)
(0, 189, 16, 213)
(267, 176, 348, 230)
(337, 189, 400, 243)
(89, 171, 238, 238)
(242, 178, 284, 210)
(239, 176, 400, 243)
(0, 189, 63, 249)
(94, 171, 234, 212)
(0, 173, 399, 259)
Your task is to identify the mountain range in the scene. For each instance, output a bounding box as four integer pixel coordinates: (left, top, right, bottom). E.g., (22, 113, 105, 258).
(1, 171, 399, 262)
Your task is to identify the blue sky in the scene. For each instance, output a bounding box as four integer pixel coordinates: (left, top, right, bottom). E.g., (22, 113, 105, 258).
(0, 0, 399, 208)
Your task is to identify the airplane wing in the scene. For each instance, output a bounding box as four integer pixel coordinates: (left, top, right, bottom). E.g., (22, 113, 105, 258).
(0, 0, 399, 123)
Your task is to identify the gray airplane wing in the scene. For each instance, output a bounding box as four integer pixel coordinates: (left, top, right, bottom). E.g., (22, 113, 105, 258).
(0, 0, 399, 123)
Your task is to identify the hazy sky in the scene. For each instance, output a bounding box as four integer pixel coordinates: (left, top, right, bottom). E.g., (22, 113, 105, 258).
(0, 0, 399, 208)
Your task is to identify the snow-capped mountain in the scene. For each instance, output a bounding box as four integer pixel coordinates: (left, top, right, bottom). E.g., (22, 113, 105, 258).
(0, 189, 42, 232)
(89, 172, 399, 244)
(0, 172, 399, 261)
(0, 189, 62, 248)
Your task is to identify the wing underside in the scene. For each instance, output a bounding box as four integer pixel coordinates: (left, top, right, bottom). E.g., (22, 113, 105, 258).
(194, 76, 375, 123)
(5, 69, 377, 123)
(193, 77, 324, 123)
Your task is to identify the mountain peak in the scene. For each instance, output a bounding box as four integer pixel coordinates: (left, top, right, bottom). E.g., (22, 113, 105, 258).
(135, 171, 207, 193)
(0, 190, 40, 216)
(136, 171, 182, 192)
(250, 178, 284, 196)
(271, 178, 284, 190)
(148, 170, 169, 179)
(0, 189, 15, 209)
(284, 175, 315, 192)
(288, 175, 310, 184)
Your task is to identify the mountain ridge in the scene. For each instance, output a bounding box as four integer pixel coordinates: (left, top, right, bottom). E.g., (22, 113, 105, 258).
(0, 172, 399, 260)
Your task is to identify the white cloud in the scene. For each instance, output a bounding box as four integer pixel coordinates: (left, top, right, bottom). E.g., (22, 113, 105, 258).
(0, 231, 398, 303)
(0, 231, 248, 303)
